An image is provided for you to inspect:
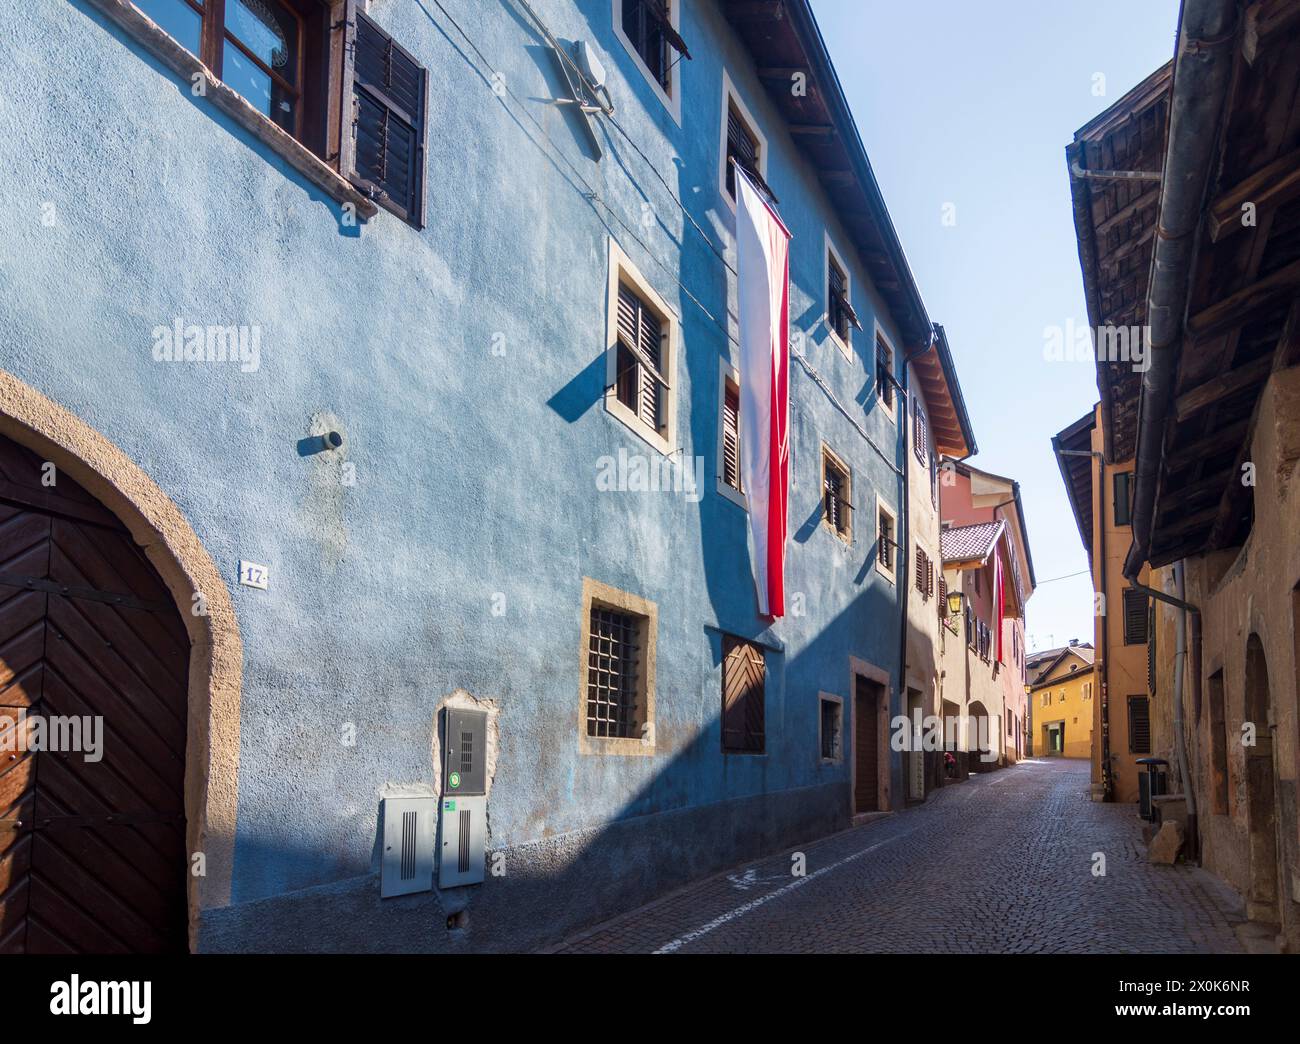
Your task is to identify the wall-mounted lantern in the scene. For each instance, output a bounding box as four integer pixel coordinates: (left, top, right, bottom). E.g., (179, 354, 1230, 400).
(946, 590, 965, 618)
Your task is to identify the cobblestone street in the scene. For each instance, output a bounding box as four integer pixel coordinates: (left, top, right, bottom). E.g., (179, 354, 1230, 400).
(558, 758, 1245, 954)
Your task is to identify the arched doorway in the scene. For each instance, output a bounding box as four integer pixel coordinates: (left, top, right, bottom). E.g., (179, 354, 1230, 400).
(0, 432, 189, 951)
(1243, 634, 1279, 925)
(968, 699, 992, 773)
(0, 370, 241, 951)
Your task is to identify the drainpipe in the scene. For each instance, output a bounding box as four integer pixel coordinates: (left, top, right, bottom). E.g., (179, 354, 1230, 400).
(896, 335, 935, 801)
(1058, 447, 1111, 799)
(1124, 0, 1237, 579)
(1172, 561, 1200, 859)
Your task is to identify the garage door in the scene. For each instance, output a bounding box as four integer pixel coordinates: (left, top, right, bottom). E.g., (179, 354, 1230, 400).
(0, 433, 189, 952)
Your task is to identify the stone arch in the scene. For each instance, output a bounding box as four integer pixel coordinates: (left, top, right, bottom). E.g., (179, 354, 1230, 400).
(0, 371, 240, 949)
(1243, 633, 1278, 924)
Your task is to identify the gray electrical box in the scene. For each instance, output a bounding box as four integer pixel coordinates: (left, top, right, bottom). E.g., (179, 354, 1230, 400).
(438, 795, 486, 888)
(380, 796, 435, 898)
(443, 707, 487, 796)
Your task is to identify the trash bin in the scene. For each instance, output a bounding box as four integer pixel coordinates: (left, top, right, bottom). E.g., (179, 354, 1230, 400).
(1136, 757, 1168, 821)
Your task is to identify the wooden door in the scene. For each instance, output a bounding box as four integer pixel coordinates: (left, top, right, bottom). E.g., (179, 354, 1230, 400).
(854, 676, 880, 813)
(0, 434, 189, 953)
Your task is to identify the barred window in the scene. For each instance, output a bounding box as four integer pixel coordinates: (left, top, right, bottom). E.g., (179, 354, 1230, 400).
(876, 336, 894, 411)
(823, 448, 851, 541)
(913, 396, 929, 465)
(827, 250, 859, 344)
(878, 506, 898, 573)
(819, 696, 842, 761)
(586, 606, 644, 739)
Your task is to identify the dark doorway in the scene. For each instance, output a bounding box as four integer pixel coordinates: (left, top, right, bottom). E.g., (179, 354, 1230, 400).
(0, 434, 189, 952)
(854, 676, 882, 813)
(1244, 634, 1279, 925)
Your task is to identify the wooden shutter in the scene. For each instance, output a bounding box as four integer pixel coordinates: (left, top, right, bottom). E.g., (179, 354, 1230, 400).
(926, 557, 935, 598)
(722, 383, 741, 490)
(915, 546, 926, 594)
(914, 399, 929, 464)
(1128, 696, 1151, 754)
(938, 576, 948, 615)
(615, 284, 665, 429)
(1123, 588, 1149, 645)
(722, 635, 765, 753)
(341, 4, 428, 227)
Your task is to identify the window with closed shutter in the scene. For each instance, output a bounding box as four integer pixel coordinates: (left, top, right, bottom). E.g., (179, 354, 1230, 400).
(721, 380, 742, 492)
(938, 577, 948, 616)
(1123, 588, 1149, 645)
(615, 283, 666, 431)
(915, 546, 927, 596)
(722, 635, 765, 754)
(343, 6, 429, 227)
(914, 398, 929, 465)
(1128, 696, 1151, 754)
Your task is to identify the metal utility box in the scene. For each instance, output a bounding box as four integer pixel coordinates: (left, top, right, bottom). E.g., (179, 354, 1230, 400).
(1136, 757, 1169, 821)
(438, 795, 486, 888)
(380, 797, 435, 898)
(443, 707, 487, 796)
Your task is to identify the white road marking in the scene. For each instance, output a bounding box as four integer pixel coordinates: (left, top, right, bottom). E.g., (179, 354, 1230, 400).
(653, 828, 916, 954)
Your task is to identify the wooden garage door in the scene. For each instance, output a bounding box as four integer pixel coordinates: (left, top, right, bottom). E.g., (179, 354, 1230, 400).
(0, 434, 189, 953)
(854, 676, 880, 813)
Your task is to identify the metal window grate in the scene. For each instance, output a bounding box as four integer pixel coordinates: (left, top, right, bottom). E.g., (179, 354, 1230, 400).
(876, 338, 894, 409)
(824, 458, 850, 536)
(587, 607, 641, 738)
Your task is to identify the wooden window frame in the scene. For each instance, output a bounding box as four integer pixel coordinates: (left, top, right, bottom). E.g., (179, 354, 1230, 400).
(578, 578, 657, 757)
(821, 444, 852, 543)
(718, 72, 767, 212)
(613, 0, 683, 122)
(721, 634, 767, 755)
(604, 240, 678, 455)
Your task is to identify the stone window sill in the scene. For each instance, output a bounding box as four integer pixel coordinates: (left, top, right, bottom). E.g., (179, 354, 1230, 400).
(87, 0, 380, 221)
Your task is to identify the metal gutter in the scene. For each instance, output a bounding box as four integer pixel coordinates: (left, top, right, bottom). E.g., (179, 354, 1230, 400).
(1124, 0, 1238, 579)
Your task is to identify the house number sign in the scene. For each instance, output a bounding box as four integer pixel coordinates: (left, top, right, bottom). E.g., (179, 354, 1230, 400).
(238, 560, 269, 590)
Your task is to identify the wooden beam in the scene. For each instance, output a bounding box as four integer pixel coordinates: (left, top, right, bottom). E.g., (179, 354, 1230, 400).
(1174, 356, 1273, 421)
(1243, 0, 1300, 64)
(1156, 505, 1219, 538)
(1186, 257, 1300, 340)
(757, 66, 809, 81)
(1208, 147, 1300, 242)
(819, 170, 854, 186)
(789, 123, 835, 138)
(1164, 420, 1250, 469)
(1155, 468, 1236, 514)
(726, 1, 785, 20)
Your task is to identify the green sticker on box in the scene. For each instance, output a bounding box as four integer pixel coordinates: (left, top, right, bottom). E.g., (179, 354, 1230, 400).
(449, 771, 461, 788)
(444, 800, 456, 811)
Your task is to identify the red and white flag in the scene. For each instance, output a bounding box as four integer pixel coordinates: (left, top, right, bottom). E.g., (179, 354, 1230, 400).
(735, 168, 792, 618)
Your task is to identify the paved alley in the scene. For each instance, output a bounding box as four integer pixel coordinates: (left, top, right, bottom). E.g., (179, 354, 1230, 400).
(557, 759, 1245, 954)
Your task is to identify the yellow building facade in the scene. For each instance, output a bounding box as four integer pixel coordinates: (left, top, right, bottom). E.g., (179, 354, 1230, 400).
(1026, 646, 1095, 760)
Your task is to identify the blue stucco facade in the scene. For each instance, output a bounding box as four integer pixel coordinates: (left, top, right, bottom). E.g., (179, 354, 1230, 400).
(0, 0, 917, 951)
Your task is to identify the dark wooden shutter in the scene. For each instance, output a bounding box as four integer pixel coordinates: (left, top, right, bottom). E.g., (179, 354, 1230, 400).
(914, 399, 929, 464)
(938, 576, 948, 615)
(926, 557, 935, 598)
(1123, 588, 1149, 645)
(722, 635, 765, 753)
(722, 384, 741, 490)
(727, 106, 768, 199)
(1128, 696, 1151, 754)
(341, 5, 428, 227)
(915, 546, 926, 594)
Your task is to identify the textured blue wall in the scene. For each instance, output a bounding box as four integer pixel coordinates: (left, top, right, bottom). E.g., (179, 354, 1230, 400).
(0, 0, 909, 917)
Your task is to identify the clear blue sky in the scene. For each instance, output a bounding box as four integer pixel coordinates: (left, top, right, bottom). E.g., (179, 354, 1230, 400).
(812, 0, 1179, 653)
